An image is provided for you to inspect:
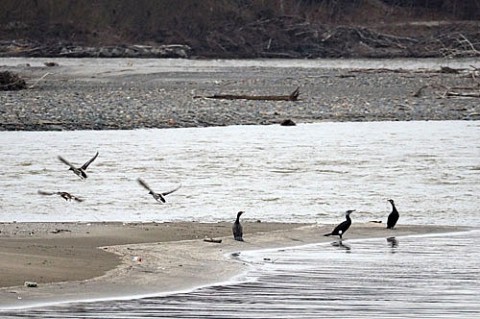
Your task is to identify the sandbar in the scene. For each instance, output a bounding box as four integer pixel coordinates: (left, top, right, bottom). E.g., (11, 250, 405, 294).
(0, 221, 468, 309)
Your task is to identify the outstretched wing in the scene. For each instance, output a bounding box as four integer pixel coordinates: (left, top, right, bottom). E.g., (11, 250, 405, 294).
(137, 178, 155, 193)
(58, 156, 76, 169)
(72, 195, 84, 202)
(81, 152, 99, 170)
(161, 184, 182, 196)
(38, 190, 55, 196)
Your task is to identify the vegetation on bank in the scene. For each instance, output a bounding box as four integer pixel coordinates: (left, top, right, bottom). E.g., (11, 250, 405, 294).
(0, 0, 479, 58)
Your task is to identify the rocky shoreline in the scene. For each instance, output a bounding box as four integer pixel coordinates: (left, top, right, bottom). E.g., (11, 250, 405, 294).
(1, 58, 479, 131)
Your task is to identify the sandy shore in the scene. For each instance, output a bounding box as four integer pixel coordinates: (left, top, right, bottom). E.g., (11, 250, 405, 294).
(0, 221, 468, 309)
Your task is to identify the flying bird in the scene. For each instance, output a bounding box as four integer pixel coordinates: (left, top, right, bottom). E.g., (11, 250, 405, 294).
(137, 178, 181, 203)
(38, 190, 84, 202)
(232, 211, 244, 241)
(387, 199, 400, 229)
(324, 209, 355, 240)
(58, 151, 99, 179)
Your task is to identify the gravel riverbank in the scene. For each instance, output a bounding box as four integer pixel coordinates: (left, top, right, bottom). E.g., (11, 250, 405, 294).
(1, 58, 479, 131)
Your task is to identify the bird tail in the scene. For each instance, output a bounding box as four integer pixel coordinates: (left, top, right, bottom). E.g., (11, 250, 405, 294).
(234, 236, 244, 241)
(324, 233, 332, 237)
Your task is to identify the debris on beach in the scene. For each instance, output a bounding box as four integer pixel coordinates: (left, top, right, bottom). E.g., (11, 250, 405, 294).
(203, 237, 222, 244)
(50, 228, 72, 234)
(44, 61, 59, 67)
(24, 281, 38, 288)
(132, 256, 143, 263)
(194, 87, 300, 101)
(0, 71, 27, 91)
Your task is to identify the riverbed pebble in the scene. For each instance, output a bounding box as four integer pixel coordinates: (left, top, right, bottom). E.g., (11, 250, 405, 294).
(0, 62, 478, 131)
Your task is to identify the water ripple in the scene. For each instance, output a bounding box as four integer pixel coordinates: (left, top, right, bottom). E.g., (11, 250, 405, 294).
(4, 232, 478, 318)
(0, 121, 479, 226)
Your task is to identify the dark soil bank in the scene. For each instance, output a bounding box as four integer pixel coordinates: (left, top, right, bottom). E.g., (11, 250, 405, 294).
(1, 1, 480, 59)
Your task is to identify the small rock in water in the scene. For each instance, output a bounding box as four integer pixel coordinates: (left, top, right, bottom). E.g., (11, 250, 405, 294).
(280, 119, 296, 126)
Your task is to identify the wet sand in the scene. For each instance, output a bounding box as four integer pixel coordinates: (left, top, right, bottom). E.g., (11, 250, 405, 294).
(0, 221, 468, 309)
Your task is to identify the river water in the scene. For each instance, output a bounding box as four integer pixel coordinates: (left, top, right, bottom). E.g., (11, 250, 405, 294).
(2, 232, 480, 318)
(1, 56, 479, 75)
(1, 120, 479, 317)
(0, 121, 479, 225)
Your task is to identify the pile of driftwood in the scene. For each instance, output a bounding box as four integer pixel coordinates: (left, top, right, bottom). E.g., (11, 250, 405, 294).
(1, 20, 478, 59)
(195, 87, 300, 101)
(414, 83, 480, 98)
(201, 18, 480, 59)
(413, 66, 480, 98)
(0, 71, 27, 91)
(0, 42, 192, 58)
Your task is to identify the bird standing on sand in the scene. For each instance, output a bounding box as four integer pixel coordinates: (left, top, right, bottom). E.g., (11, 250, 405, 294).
(137, 178, 181, 203)
(324, 210, 355, 240)
(58, 151, 99, 179)
(387, 199, 399, 229)
(38, 190, 84, 202)
(232, 211, 244, 241)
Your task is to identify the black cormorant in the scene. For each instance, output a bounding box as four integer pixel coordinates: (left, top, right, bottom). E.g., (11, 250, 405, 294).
(232, 211, 244, 241)
(38, 190, 84, 202)
(387, 199, 399, 229)
(58, 151, 99, 179)
(137, 178, 181, 203)
(324, 209, 355, 239)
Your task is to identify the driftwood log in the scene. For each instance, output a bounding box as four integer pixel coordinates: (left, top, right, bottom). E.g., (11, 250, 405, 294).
(203, 237, 222, 244)
(445, 91, 480, 98)
(195, 87, 300, 101)
(414, 83, 480, 98)
(412, 66, 480, 98)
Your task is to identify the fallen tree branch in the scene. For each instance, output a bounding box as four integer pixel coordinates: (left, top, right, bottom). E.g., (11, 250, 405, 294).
(412, 84, 449, 97)
(195, 87, 300, 101)
(203, 237, 222, 244)
(445, 91, 480, 98)
(29, 72, 52, 89)
(413, 84, 429, 97)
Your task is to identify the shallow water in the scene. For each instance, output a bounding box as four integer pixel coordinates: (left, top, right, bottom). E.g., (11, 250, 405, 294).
(3, 231, 479, 318)
(0, 121, 479, 226)
(1, 56, 480, 75)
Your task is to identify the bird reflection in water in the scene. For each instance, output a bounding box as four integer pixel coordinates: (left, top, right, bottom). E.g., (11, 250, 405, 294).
(331, 240, 351, 252)
(386, 236, 399, 251)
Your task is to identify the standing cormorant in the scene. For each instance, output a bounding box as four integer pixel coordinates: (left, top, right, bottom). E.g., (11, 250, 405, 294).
(324, 210, 355, 239)
(387, 199, 399, 229)
(137, 178, 181, 203)
(232, 211, 244, 241)
(58, 151, 99, 179)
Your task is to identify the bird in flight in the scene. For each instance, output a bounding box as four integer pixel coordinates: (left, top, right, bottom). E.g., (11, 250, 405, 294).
(58, 151, 99, 179)
(38, 190, 84, 202)
(137, 178, 181, 203)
